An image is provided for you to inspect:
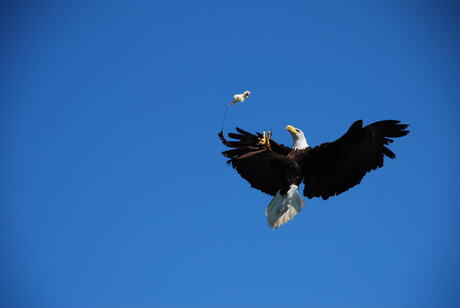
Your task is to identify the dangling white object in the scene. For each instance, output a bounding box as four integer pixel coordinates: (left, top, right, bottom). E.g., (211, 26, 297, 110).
(229, 91, 251, 105)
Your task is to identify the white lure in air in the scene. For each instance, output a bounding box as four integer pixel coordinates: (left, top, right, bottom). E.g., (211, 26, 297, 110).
(229, 91, 251, 105)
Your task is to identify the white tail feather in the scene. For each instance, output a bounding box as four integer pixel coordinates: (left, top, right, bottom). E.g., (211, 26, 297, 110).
(266, 185, 305, 229)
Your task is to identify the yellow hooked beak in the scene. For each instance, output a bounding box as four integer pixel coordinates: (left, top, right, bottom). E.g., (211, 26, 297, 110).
(285, 125, 297, 134)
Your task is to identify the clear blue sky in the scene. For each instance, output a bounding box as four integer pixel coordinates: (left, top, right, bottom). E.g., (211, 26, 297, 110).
(1, 1, 459, 307)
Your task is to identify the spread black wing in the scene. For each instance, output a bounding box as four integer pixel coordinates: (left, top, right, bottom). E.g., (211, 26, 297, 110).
(297, 120, 410, 200)
(218, 128, 301, 195)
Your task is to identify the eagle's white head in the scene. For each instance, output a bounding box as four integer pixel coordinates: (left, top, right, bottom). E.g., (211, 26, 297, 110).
(285, 125, 309, 150)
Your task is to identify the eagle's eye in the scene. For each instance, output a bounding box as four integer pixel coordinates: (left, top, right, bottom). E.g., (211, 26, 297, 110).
(296, 129, 300, 133)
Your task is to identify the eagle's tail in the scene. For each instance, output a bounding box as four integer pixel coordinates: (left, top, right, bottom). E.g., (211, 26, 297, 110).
(266, 184, 305, 229)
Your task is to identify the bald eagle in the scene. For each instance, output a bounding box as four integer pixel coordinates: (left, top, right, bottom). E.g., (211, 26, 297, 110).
(218, 120, 410, 229)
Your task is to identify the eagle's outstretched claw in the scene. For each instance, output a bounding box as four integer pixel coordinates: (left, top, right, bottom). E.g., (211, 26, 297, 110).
(258, 130, 272, 150)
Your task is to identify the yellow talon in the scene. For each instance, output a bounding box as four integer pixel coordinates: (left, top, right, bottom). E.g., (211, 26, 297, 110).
(258, 130, 272, 150)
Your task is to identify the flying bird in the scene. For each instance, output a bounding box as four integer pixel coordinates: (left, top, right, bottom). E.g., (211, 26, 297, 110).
(229, 91, 251, 105)
(218, 120, 410, 229)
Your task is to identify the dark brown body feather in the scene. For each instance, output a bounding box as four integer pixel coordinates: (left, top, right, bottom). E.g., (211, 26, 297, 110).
(218, 120, 409, 199)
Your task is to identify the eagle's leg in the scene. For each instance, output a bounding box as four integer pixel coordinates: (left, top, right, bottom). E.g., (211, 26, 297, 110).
(266, 130, 272, 150)
(257, 131, 272, 150)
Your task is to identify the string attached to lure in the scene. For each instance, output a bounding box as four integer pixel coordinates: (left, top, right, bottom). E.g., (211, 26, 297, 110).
(220, 104, 231, 134)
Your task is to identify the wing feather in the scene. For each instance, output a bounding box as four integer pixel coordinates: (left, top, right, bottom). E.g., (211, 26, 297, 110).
(298, 120, 409, 200)
(218, 129, 300, 195)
